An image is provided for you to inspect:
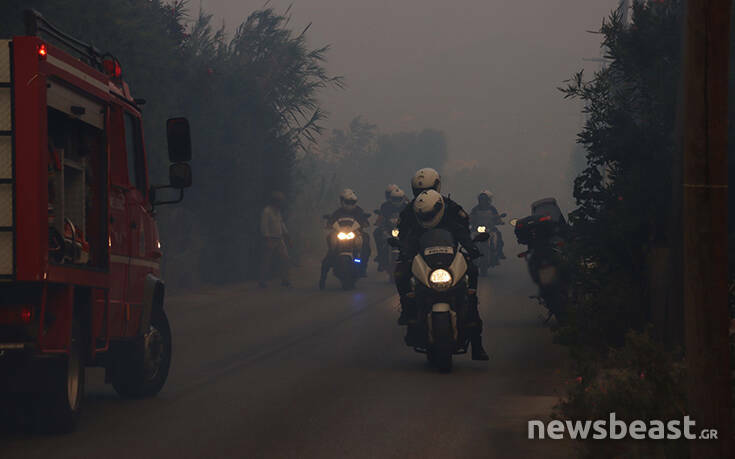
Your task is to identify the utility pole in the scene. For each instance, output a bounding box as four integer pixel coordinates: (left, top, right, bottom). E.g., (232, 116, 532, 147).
(682, 0, 732, 457)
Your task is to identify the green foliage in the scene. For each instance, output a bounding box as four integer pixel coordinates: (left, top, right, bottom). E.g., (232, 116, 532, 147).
(555, 330, 687, 458)
(559, 0, 682, 352)
(555, 5, 693, 455)
(1, 1, 339, 285)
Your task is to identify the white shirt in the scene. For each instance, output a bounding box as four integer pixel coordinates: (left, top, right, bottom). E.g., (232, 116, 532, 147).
(260, 205, 288, 238)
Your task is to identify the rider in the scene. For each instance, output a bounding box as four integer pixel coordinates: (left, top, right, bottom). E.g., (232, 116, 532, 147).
(470, 190, 506, 260)
(374, 187, 407, 271)
(319, 189, 372, 289)
(394, 168, 488, 360)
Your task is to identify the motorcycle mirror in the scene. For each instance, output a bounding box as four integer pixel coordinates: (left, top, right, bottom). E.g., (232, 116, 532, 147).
(387, 237, 401, 248)
(510, 218, 518, 227)
(473, 233, 490, 242)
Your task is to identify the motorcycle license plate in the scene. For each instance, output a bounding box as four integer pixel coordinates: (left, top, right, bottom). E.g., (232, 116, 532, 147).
(424, 246, 453, 256)
(539, 266, 557, 285)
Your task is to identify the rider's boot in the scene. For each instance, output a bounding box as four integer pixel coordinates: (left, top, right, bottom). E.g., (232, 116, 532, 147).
(397, 294, 417, 326)
(465, 291, 488, 360)
(471, 334, 489, 360)
(319, 257, 329, 290)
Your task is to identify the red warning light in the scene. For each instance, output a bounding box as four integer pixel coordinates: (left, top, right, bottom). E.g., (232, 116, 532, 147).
(0, 305, 33, 324)
(102, 57, 122, 79)
(38, 43, 47, 60)
(20, 306, 32, 323)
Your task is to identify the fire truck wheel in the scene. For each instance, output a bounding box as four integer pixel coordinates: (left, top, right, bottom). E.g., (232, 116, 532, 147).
(112, 309, 172, 398)
(33, 320, 85, 433)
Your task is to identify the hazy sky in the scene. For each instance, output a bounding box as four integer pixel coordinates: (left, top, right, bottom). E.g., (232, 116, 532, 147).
(201, 0, 618, 210)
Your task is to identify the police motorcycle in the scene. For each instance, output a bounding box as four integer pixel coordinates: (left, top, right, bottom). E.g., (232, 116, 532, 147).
(375, 210, 401, 282)
(510, 198, 568, 321)
(471, 211, 507, 276)
(389, 229, 489, 373)
(323, 215, 365, 290)
(374, 188, 407, 282)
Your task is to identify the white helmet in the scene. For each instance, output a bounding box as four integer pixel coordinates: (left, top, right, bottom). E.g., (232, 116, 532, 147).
(389, 188, 406, 204)
(340, 188, 358, 210)
(411, 168, 441, 197)
(478, 189, 494, 203)
(413, 190, 445, 228)
(385, 184, 399, 200)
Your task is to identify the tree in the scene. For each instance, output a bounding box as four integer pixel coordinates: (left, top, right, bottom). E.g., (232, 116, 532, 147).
(325, 117, 448, 205)
(0, 1, 340, 285)
(559, 1, 683, 351)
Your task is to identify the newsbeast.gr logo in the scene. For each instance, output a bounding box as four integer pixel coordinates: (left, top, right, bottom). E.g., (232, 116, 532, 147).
(528, 413, 719, 440)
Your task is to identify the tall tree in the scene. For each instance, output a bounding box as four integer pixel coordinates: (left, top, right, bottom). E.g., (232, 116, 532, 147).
(560, 1, 683, 350)
(0, 1, 341, 285)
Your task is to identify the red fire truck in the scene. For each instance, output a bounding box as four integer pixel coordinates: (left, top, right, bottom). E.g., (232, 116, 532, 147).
(0, 11, 192, 432)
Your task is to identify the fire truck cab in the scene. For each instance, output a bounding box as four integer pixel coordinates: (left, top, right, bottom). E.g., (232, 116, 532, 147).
(0, 11, 192, 432)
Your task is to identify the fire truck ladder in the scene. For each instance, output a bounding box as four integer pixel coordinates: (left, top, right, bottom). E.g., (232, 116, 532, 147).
(0, 39, 13, 279)
(24, 9, 104, 70)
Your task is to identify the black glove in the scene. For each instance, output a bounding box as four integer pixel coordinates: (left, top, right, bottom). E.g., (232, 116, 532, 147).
(466, 246, 482, 259)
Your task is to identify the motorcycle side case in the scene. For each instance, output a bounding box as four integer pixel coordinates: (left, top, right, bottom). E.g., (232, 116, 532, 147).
(513, 215, 556, 245)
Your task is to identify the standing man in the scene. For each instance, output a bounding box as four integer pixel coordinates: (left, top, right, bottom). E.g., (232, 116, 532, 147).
(259, 191, 291, 288)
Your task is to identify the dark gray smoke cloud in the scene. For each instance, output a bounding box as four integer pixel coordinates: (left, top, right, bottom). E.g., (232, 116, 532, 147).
(203, 0, 616, 215)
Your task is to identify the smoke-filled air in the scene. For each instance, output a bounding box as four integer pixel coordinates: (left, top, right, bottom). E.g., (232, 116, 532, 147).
(1, 1, 733, 458)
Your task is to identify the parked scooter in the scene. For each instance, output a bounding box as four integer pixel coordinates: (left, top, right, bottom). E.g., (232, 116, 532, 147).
(323, 215, 365, 290)
(389, 230, 489, 373)
(471, 212, 506, 276)
(510, 198, 568, 321)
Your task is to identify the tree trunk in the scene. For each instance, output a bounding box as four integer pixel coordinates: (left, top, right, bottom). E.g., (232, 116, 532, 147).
(682, 1, 732, 457)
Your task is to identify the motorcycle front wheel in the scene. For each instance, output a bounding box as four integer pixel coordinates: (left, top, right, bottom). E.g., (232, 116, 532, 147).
(431, 312, 454, 373)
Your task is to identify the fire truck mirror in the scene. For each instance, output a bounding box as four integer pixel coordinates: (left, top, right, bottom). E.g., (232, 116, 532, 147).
(166, 117, 192, 163)
(169, 163, 192, 189)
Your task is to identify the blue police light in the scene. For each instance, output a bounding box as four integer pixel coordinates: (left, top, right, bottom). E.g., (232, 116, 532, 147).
(354, 258, 362, 264)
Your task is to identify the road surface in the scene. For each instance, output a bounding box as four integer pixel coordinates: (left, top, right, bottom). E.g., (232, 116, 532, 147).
(1, 257, 574, 458)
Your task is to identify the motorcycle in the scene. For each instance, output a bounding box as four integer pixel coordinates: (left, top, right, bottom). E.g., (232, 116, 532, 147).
(471, 211, 506, 276)
(323, 215, 365, 290)
(389, 230, 488, 373)
(375, 210, 401, 282)
(510, 198, 568, 320)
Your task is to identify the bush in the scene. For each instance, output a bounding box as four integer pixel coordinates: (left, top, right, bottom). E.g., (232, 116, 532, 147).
(555, 331, 687, 458)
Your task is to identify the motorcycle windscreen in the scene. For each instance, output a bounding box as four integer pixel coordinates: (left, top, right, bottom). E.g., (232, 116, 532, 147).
(418, 229, 456, 268)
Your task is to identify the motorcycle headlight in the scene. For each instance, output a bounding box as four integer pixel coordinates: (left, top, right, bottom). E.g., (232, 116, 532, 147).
(429, 269, 453, 290)
(477, 226, 487, 233)
(338, 232, 356, 240)
(391, 229, 399, 237)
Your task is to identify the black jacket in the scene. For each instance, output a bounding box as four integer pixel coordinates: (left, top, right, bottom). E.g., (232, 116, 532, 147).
(377, 201, 404, 225)
(470, 203, 499, 216)
(397, 196, 479, 260)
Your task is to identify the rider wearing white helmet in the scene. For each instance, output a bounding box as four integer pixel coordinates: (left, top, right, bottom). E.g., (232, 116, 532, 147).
(470, 190, 506, 259)
(410, 167, 441, 197)
(320, 189, 372, 288)
(413, 189, 446, 228)
(395, 170, 488, 361)
(384, 184, 400, 201)
(398, 168, 478, 258)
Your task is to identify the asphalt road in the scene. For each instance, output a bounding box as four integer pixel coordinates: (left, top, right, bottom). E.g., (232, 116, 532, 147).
(2, 256, 574, 458)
